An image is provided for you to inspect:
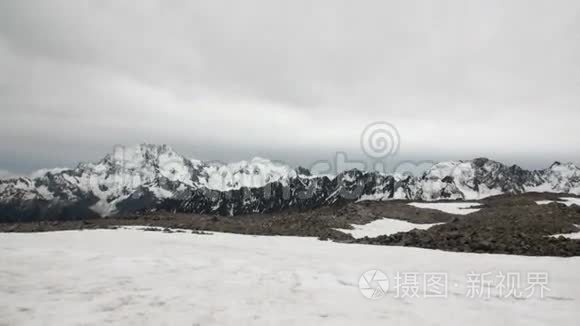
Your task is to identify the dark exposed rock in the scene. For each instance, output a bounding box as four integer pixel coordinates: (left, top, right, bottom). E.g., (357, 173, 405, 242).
(351, 198, 580, 257)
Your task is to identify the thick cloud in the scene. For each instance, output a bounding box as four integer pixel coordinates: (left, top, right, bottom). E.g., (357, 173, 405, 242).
(1, 0, 579, 173)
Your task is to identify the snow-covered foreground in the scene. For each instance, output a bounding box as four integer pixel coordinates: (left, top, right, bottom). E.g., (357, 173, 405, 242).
(1, 230, 579, 326)
(336, 218, 443, 238)
(408, 202, 481, 215)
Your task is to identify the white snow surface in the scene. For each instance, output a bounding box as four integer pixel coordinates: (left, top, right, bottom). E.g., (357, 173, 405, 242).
(408, 202, 482, 215)
(536, 197, 580, 207)
(1, 229, 579, 326)
(336, 218, 443, 238)
(552, 225, 580, 240)
(562, 197, 580, 206)
(557, 232, 580, 239)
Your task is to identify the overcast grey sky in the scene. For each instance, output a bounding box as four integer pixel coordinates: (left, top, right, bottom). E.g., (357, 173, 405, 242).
(1, 0, 579, 175)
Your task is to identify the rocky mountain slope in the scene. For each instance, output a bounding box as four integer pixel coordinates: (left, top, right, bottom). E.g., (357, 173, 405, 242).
(1, 144, 579, 221)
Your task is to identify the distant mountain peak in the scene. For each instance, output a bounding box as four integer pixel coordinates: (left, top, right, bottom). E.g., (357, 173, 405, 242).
(548, 161, 579, 170)
(295, 166, 312, 177)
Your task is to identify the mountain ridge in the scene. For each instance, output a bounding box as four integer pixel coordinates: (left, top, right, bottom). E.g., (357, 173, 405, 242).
(1, 144, 579, 222)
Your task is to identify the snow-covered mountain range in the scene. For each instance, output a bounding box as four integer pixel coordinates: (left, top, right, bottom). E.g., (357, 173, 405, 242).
(1, 144, 579, 221)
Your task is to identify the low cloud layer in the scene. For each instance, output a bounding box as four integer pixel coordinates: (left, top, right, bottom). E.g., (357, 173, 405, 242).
(0, 169, 15, 179)
(1, 0, 579, 173)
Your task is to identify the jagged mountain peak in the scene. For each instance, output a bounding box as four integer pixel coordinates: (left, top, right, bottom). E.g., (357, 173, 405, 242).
(201, 156, 296, 191)
(295, 166, 312, 177)
(471, 157, 493, 166)
(547, 161, 579, 171)
(29, 168, 70, 179)
(99, 144, 181, 166)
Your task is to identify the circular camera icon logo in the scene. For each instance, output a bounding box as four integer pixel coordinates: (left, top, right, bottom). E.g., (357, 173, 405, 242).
(359, 269, 389, 300)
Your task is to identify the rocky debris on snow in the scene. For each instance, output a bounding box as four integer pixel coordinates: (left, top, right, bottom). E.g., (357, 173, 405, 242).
(350, 200, 580, 256)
